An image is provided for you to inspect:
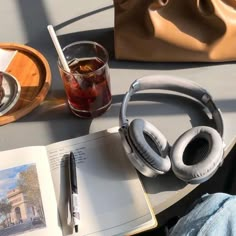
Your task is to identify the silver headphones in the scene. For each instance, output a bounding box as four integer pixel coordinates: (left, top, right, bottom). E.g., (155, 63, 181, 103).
(119, 75, 224, 184)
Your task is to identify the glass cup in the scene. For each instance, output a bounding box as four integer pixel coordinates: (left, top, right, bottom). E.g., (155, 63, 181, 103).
(58, 41, 112, 118)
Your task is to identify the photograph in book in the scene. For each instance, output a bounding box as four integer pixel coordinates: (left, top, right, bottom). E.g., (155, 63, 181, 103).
(0, 164, 46, 236)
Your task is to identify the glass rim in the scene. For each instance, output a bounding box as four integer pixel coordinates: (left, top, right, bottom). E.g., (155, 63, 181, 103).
(57, 40, 109, 76)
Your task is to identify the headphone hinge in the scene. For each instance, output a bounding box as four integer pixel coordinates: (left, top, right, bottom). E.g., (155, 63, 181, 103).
(119, 125, 133, 154)
(201, 94, 217, 113)
(201, 93, 224, 137)
(119, 124, 128, 133)
(129, 80, 140, 94)
(121, 119, 129, 130)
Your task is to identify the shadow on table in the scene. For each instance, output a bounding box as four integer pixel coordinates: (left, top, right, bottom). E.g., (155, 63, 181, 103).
(15, 90, 217, 152)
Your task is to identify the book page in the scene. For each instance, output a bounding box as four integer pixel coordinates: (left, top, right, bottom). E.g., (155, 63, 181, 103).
(46, 127, 157, 236)
(0, 146, 62, 236)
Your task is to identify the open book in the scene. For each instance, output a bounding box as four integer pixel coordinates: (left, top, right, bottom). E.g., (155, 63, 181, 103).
(0, 127, 157, 236)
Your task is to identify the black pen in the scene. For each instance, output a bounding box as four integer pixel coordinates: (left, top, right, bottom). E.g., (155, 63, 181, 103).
(68, 151, 80, 233)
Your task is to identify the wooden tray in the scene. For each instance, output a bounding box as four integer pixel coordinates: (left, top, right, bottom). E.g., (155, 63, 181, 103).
(0, 43, 51, 125)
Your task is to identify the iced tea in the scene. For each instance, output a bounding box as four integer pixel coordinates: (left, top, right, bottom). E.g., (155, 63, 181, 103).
(59, 54, 111, 118)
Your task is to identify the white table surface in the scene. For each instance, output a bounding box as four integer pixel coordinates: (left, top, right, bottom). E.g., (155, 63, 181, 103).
(1, 0, 236, 214)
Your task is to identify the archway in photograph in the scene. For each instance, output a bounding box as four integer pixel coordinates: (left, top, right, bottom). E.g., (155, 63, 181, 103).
(15, 207, 22, 223)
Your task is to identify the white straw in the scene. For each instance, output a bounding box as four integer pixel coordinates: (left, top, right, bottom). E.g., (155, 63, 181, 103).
(47, 25, 70, 72)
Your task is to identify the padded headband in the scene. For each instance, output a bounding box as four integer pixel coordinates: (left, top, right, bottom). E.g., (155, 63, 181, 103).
(119, 75, 224, 137)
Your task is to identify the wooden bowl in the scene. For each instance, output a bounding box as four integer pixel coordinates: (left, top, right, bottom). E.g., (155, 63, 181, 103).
(0, 43, 51, 125)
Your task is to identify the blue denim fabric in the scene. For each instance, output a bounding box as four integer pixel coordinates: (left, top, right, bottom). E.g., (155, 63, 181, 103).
(169, 193, 236, 236)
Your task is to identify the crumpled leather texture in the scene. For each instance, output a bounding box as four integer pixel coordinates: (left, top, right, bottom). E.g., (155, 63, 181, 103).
(113, 0, 236, 62)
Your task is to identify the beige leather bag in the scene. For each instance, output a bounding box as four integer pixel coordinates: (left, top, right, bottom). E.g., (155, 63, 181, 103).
(113, 0, 236, 62)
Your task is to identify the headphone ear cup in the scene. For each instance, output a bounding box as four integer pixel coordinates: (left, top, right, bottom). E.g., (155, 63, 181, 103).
(128, 119, 171, 173)
(171, 126, 224, 184)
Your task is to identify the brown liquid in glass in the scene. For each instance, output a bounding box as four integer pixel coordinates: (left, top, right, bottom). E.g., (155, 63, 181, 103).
(64, 57, 111, 118)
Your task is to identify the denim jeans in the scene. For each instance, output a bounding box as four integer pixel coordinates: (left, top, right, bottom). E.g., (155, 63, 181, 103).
(169, 193, 236, 236)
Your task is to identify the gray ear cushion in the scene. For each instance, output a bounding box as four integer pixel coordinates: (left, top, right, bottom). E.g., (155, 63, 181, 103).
(128, 119, 171, 173)
(171, 126, 224, 184)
